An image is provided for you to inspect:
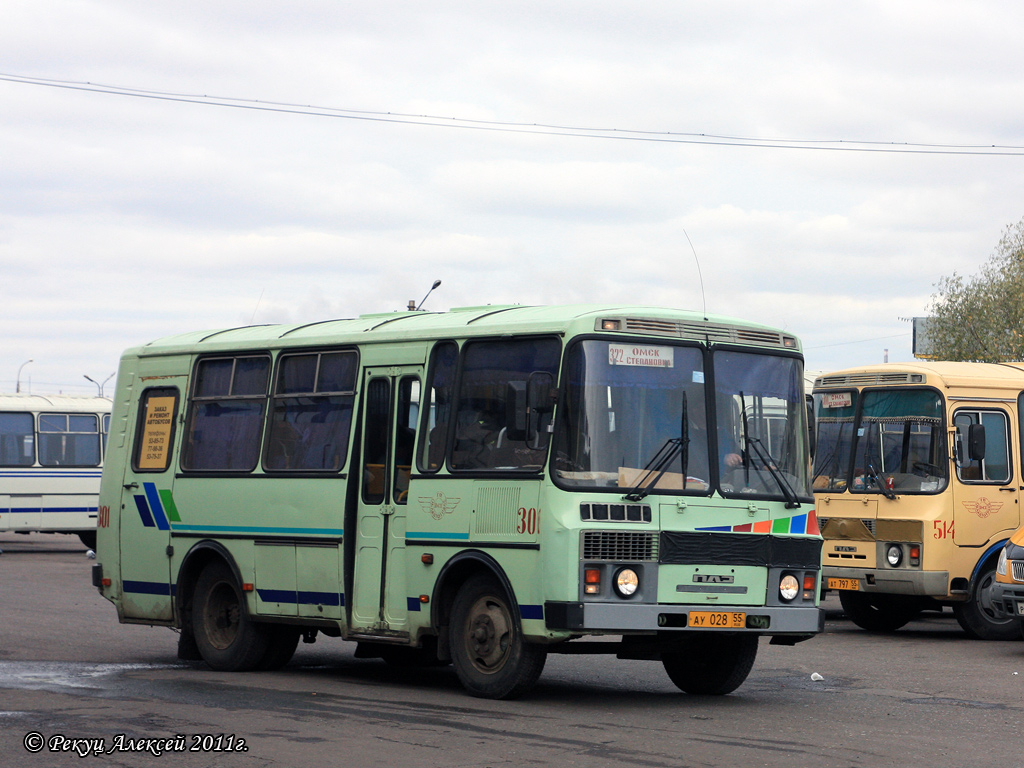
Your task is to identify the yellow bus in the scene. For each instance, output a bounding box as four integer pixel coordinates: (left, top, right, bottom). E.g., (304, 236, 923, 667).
(812, 362, 1024, 639)
(94, 304, 822, 698)
(992, 525, 1024, 631)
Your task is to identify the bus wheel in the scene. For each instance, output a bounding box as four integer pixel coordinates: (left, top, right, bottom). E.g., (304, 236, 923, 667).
(77, 531, 96, 549)
(192, 561, 270, 671)
(449, 575, 546, 699)
(257, 626, 301, 670)
(952, 563, 1020, 640)
(662, 633, 758, 695)
(838, 591, 919, 632)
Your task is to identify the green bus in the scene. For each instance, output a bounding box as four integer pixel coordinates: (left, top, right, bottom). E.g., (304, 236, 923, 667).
(93, 304, 822, 699)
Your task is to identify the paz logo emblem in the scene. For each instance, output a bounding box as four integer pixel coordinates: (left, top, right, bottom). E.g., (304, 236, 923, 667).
(961, 497, 1003, 519)
(419, 492, 461, 521)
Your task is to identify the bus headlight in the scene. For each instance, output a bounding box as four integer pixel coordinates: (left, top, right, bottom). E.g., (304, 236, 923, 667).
(997, 547, 1008, 576)
(614, 568, 639, 597)
(779, 574, 799, 602)
(886, 544, 903, 567)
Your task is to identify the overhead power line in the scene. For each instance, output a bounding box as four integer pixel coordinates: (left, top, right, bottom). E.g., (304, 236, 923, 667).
(2, 72, 1023, 156)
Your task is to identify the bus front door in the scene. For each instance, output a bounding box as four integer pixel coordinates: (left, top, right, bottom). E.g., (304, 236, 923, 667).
(350, 368, 422, 637)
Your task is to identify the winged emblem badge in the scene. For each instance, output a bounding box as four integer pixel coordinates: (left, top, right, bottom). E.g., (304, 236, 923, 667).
(419, 492, 461, 521)
(961, 497, 1003, 519)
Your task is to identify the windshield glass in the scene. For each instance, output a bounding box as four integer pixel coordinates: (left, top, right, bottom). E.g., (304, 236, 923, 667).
(553, 340, 812, 503)
(553, 339, 710, 492)
(713, 351, 813, 503)
(849, 389, 947, 495)
(812, 390, 858, 491)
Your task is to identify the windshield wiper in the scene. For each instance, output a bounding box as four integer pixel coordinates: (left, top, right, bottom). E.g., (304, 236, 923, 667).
(745, 436, 803, 509)
(624, 393, 689, 502)
(738, 391, 803, 509)
(623, 438, 685, 502)
(865, 464, 897, 500)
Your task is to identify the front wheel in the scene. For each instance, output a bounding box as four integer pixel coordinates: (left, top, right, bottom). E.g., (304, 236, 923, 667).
(449, 575, 546, 699)
(839, 591, 921, 632)
(193, 561, 270, 671)
(662, 633, 758, 695)
(953, 563, 1020, 640)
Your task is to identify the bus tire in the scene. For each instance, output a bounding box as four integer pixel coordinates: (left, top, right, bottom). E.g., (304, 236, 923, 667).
(838, 591, 919, 632)
(952, 562, 1020, 640)
(192, 561, 270, 671)
(78, 531, 97, 549)
(257, 626, 301, 670)
(662, 633, 758, 695)
(449, 574, 546, 699)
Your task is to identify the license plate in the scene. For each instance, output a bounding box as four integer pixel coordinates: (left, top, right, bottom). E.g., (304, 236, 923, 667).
(827, 577, 860, 591)
(1017, 603, 1024, 616)
(689, 611, 746, 629)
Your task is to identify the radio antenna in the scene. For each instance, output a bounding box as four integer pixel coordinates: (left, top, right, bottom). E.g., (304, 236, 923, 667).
(414, 279, 442, 311)
(682, 230, 707, 320)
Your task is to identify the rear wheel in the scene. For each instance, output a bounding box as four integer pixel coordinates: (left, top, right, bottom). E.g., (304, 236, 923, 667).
(839, 591, 921, 632)
(662, 633, 758, 695)
(449, 575, 546, 699)
(77, 531, 96, 549)
(953, 563, 1020, 640)
(258, 626, 301, 670)
(192, 561, 270, 671)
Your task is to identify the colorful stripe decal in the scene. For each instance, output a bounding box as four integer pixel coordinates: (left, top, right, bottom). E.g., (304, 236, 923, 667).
(133, 495, 155, 528)
(405, 531, 471, 540)
(144, 483, 170, 531)
(696, 509, 819, 536)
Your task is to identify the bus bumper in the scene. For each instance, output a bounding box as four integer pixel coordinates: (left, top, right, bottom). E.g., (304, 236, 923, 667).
(823, 566, 949, 596)
(990, 583, 1024, 621)
(544, 601, 824, 635)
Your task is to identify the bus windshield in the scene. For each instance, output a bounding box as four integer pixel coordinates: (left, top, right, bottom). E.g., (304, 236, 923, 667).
(553, 340, 812, 503)
(814, 388, 947, 495)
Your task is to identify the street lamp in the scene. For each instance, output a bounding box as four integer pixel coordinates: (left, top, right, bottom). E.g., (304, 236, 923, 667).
(16, 359, 33, 393)
(84, 373, 116, 397)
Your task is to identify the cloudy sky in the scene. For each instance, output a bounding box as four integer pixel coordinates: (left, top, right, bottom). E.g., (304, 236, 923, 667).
(3, 1, 1023, 395)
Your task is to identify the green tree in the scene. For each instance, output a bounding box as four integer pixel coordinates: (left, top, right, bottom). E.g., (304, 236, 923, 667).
(928, 218, 1024, 361)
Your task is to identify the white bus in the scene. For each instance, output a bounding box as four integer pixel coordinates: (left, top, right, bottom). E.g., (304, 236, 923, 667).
(0, 394, 112, 548)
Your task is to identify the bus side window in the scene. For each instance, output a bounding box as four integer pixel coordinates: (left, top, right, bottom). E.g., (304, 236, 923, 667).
(0, 412, 35, 466)
(393, 377, 419, 504)
(132, 388, 180, 473)
(954, 409, 1009, 483)
(418, 341, 458, 473)
(450, 337, 561, 471)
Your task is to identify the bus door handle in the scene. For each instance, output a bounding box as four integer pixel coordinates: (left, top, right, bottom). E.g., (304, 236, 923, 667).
(124, 482, 139, 490)
(998, 486, 1015, 492)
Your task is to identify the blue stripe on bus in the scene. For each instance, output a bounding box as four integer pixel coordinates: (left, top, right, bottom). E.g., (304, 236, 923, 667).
(0, 471, 102, 477)
(405, 532, 471, 540)
(122, 580, 174, 596)
(0, 506, 98, 514)
(133, 495, 156, 528)
(520, 605, 544, 621)
(144, 483, 170, 531)
(257, 589, 344, 607)
(171, 524, 344, 536)
(789, 513, 808, 534)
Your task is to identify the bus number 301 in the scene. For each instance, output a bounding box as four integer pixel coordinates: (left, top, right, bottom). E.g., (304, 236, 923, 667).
(517, 507, 539, 535)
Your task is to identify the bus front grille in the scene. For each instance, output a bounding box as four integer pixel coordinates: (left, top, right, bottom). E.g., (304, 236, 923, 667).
(582, 531, 659, 562)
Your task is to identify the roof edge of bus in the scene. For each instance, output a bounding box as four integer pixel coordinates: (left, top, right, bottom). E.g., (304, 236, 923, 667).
(813, 360, 1024, 388)
(127, 303, 798, 356)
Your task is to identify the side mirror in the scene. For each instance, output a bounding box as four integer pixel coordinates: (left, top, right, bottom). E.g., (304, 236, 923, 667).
(505, 381, 528, 441)
(968, 423, 986, 461)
